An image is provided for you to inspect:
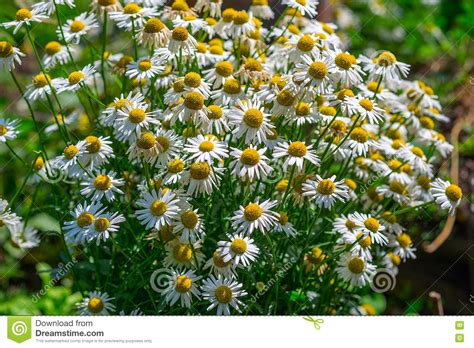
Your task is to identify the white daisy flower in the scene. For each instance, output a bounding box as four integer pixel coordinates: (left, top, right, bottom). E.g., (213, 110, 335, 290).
(101, 92, 146, 126)
(64, 201, 105, 244)
(10, 222, 40, 250)
(24, 73, 62, 102)
(0, 198, 21, 229)
(88, 211, 126, 245)
(0, 118, 20, 142)
(184, 134, 228, 164)
(211, 78, 247, 106)
(283, 0, 318, 18)
(229, 10, 255, 37)
(77, 291, 115, 316)
(184, 161, 222, 196)
(110, 3, 158, 31)
(0, 41, 25, 71)
(218, 233, 260, 268)
(54, 142, 86, 173)
(329, 50, 365, 87)
(344, 127, 376, 157)
(139, 17, 171, 48)
(33, 0, 75, 15)
(250, 0, 274, 19)
(80, 170, 125, 202)
(168, 26, 197, 54)
(204, 105, 230, 134)
(302, 175, 349, 209)
(136, 189, 180, 230)
(161, 269, 201, 308)
(173, 208, 204, 243)
(201, 275, 247, 315)
(42, 41, 73, 69)
(56, 65, 97, 93)
(274, 212, 298, 237)
(79, 135, 114, 169)
(345, 96, 385, 124)
(336, 253, 375, 288)
(3, 8, 48, 35)
(351, 212, 388, 246)
(360, 51, 410, 82)
(204, 250, 236, 278)
(163, 239, 204, 269)
(430, 178, 462, 215)
(115, 103, 159, 142)
(390, 232, 416, 261)
(230, 145, 272, 181)
(59, 12, 98, 44)
(126, 57, 164, 81)
(294, 54, 333, 94)
(273, 140, 320, 172)
(203, 60, 234, 89)
(231, 199, 278, 234)
(153, 130, 183, 166)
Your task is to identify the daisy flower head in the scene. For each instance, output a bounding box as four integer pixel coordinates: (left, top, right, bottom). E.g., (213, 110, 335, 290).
(80, 170, 125, 202)
(115, 102, 159, 142)
(92, 0, 123, 15)
(88, 211, 126, 245)
(173, 208, 205, 243)
(42, 41, 73, 69)
(274, 211, 298, 237)
(285, 33, 321, 63)
(54, 141, 86, 174)
(168, 26, 197, 54)
(204, 104, 230, 134)
(77, 291, 115, 316)
(126, 57, 164, 81)
(64, 201, 105, 244)
(282, 0, 319, 18)
(109, 3, 158, 31)
(10, 222, 40, 250)
(184, 134, 229, 164)
(302, 175, 349, 209)
(33, 0, 75, 15)
(345, 126, 376, 156)
(390, 232, 416, 261)
(0, 41, 25, 71)
(59, 12, 98, 44)
(184, 161, 222, 196)
(352, 212, 388, 246)
(211, 78, 247, 106)
(0, 198, 21, 229)
(3, 7, 48, 34)
(101, 92, 145, 126)
(228, 99, 273, 145)
(172, 90, 208, 125)
(172, 15, 207, 35)
(377, 180, 411, 205)
(329, 50, 365, 87)
(218, 233, 260, 268)
(229, 10, 255, 38)
(195, 0, 222, 18)
(161, 269, 201, 308)
(163, 157, 186, 184)
(204, 60, 234, 89)
(273, 140, 320, 172)
(239, 57, 268, 83)
(250, 0, 274, 19)
(204, 250, 235, 278)
(231, 199, 278, 235)
(182, 71, 211, 97)
(230, 145, 272, 181)
(0, 118, 20, 142)
(139, 17, 171, 47)
(136, 189, 180, 230)
(361, 51, 410, 82)
(345, 96, 385, 124)
(153, 129, 183, 166)
(430, 178, 462, 215)
(79, 135, 115, 169)
(201, 275, 247, 315)
(24, 73, 62, 102)
(294, 54, 333, 94)
(57, 65, 97, 93)
(272, 88, 297, 116)
(336, 253, 375, 288)
(164, 239, 204, 269)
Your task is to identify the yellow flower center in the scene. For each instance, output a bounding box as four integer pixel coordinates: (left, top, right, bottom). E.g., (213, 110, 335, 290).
(207, 105, 223, 119)
(184, 91, 204, 110)
(420, 116, 434, 130)
(243, 108, 263, 128)
(190, 162, 211, 180)
(123, 3, 141, 14)
(389, 180, 406, 195)
(276, 90, 295, 106)
(215, 61, 233, 77)
(213, 251, 231, 267)
(64, 145, 79, 159)
(199, 140, 215, 152)
(181, 210, 198, 229)
(156, 136, 170, 151)
(16, 8, 32, 21)
(68, 71, 85, 85)
(98, 0, 117, 5)
(77, 212, 95, 228)
(33, 156, 45, 171)
(128, 108, 146, 123)
(45, 41, 62, 55)
(173, 243, 193, 262)
(184, 72, 201, 88)
(172, 27, 189, 42)
(222, 8, 235, 22)
(445, 184, 462, 201)
(278, 211, 289, 225)
(335, 52, 355, 70)
(294, 102, 310, 116)
(364, 217, 379, 233)
(417, 175, 431, 191)
(348, 257, 365, 274)
(138, 59, 152, 71)
(240, 148, 260, 166)
(367, 81, 382, 93)
(171, 0, 190, 11)
(320, 105, 337, 116)
(230, 239, 247, 254)
(85, 135, 101, 153)
(87, 297, 104, 313)
(359, 98, 373, 111)
(94, 175, 112, 191)
(233, 11, 249, 25)
(381, 211, 397, 224)
(308, 61, 328, 80)
(223, 79, 241, 94)
(287, 141, 307, 157)
(244, 203, 263, 221)
(136, 132, 156, 149)
(0, 42, 14, 58)
(144, 18, 165, 33)
(209, 45, 224, 55)
(377, 51, 397, 66)
(32, 73, 51, 88)
(337, 88, 355, 101)
(215, 285, 233, 304)
(389, 252, 401, 266)
(344, 178, 357, 190)
(167, 158, 184, 173)
(345, 219, 356, 230)
(350, 127, 369, 143)
(297, 34, 315, 52)
(175, 275, 192, 293)
(307, 246, 324, 264)
(244, 58, 262, 72)
(70, 20, 85, 33)
(411, 146, 424, 158)
(150, 200, 167, 216)
(357, 232, 372, 248)
(396, 233, 412, 248)
(94, 217, 110, 232)
(317, 179, 335, 195)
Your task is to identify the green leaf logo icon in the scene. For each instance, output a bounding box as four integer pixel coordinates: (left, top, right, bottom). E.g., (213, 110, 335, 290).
(7, 316, 32, 343)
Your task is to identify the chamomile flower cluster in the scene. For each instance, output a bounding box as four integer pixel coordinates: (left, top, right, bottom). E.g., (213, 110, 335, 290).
(0, 0, 462, 316)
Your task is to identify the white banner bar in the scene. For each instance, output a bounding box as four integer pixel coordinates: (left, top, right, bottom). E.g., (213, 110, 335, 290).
(0, 316, 470, 347)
